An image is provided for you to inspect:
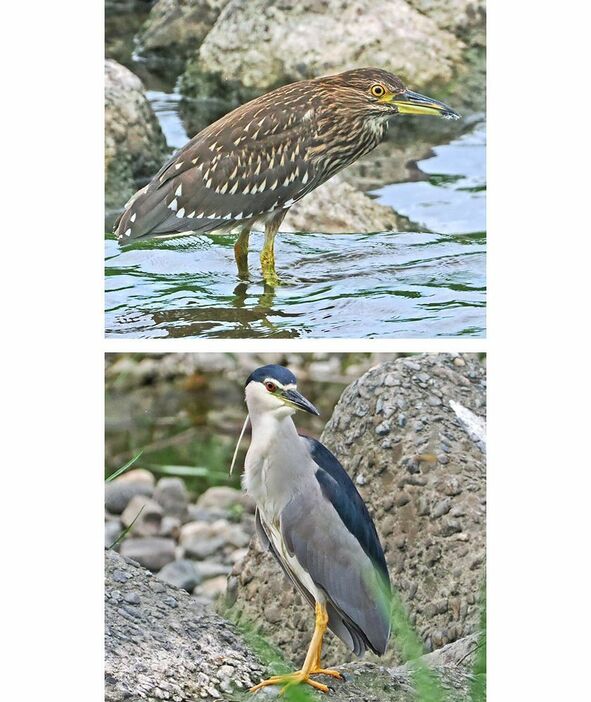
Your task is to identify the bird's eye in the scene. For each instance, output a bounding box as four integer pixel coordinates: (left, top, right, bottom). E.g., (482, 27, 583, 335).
(264, 381, 277, 392)
(370, 84, 385, 97)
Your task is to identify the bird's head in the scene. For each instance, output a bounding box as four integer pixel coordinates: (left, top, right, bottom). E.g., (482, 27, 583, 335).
(325, 68, 461, 122)
(245, 365, 319, 419)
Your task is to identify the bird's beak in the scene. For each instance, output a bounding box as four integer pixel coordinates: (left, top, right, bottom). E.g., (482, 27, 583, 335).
(390, 90, 461, 120)
(282, 388, 320, 416)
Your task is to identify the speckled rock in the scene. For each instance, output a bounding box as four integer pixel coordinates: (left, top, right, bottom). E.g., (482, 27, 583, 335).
(185, 0, 464, 98)
(105, 550, 264, 701)
(105, 550, 479, 701)
(283, 175, 400, 234)
(137, 0, 230, 56)
(228, 353, 485, 667)
(407, 0, 486, 45)
(104, 59, 167, 211)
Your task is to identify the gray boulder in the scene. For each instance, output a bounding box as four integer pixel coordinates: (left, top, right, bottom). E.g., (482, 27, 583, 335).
(227, 353, 486, 667)
(186, 0, 464, 97)
(104, 59, 167, 211)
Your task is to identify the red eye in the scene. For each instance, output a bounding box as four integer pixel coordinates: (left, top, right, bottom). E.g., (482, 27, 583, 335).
(264, 381, 277, 392)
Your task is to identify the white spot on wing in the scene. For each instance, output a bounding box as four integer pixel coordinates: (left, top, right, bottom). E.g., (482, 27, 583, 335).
(168, 199, 178, 211)
(175, 184, 182, 197)
(176, 208, 185, 218)
(130, 213, 137, 222)
(124, 228, 131, 237)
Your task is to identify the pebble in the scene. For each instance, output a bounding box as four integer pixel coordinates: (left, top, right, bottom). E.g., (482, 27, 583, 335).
(122, 592, 140, 606)
(153, 478, 189, 519)
(105, 482, 153, 515)
(431, 498, 452, 519)
(158, 559, 201, 591)
(375, 420, 390, 436)
(163, 596, 178, 608)
(121, 495, 163, 536)
(197, 575, 228, 600)
(120, 537, 176, 571)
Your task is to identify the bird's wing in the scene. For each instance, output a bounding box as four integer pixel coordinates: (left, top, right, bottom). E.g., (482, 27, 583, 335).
(114, 99, 320, 242)
(276, 437, 391, 656)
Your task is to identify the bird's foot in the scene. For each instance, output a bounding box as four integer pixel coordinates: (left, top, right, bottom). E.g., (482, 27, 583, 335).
(311, 667, 343, 679)
(250, 670, 331, 694)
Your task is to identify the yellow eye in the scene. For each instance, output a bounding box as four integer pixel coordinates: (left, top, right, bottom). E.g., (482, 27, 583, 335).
(370, 84, 385, 97)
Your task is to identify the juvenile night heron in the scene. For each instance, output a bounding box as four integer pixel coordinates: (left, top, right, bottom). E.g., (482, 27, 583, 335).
(235, 365, 391, 694)
(114, 68, 460, 283)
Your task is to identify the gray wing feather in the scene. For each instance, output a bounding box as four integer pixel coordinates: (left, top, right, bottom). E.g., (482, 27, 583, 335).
(255, 508, 361, 653)
(280, 490, 390, 656)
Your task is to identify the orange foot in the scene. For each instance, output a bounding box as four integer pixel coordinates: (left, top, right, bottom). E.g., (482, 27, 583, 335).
(250, 668, 342, 695)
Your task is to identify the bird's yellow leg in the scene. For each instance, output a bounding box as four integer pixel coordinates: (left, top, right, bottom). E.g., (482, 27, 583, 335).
(234, 226, 251, 278)
(260, 212, 286, 286)
(250, 602, 342, 695)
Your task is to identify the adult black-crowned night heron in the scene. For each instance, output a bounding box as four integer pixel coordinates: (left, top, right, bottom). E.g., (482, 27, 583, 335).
(235, 364, 391, 694)
(114, 68, 460, 283)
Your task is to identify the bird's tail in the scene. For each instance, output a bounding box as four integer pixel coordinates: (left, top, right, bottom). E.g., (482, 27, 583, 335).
(113, 180, 179, 243)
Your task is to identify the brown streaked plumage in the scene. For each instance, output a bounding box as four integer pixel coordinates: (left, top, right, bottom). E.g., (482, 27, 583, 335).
(114, 67, 460, 283)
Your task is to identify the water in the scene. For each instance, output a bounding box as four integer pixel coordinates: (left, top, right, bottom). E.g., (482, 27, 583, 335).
(105, 228, 485, 338)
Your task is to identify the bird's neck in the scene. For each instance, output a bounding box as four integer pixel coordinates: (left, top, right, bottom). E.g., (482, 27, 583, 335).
(248, 409, 299, 448)
(243, 411, 306, 517)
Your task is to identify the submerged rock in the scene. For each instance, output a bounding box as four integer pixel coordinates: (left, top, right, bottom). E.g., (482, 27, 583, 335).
(184, 0, 464, 99)
(104, 59, 167, 211)
(228, 353, 486, 667)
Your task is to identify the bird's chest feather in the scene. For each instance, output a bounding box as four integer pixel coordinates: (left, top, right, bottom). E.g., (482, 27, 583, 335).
(243, 419, 309, 521)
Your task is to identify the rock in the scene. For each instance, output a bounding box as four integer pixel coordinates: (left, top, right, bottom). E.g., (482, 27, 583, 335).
(113, 468, 156, 488)
(407, 0, 486, 45)
(153, 477, 189, 519)
(228, 354, 485, 667)
(104, 59, 167, 211)
(195, 561, 231, 580)
(105, 549, 479, 701)
(105, 521, 122, 549)
(196, 485, 254, 512)
(105, 481, 153, 515)
(121, 495, 163, 536)
(157, 559, 201, 591)
(181, 519, 251, 560)
(196, 574, 228, 600)
(186, 0, 464, 99)
(119, 537, 176, 571)
(105, 550, 264, 701)
(137, 0, 230, 57)
(159, 515, 182, 537)
(282, 175, 400, 234)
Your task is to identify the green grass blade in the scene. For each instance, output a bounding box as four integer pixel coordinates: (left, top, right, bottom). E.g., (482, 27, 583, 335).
(105, 450, 144, 482)
(108, 505, 145, 549)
